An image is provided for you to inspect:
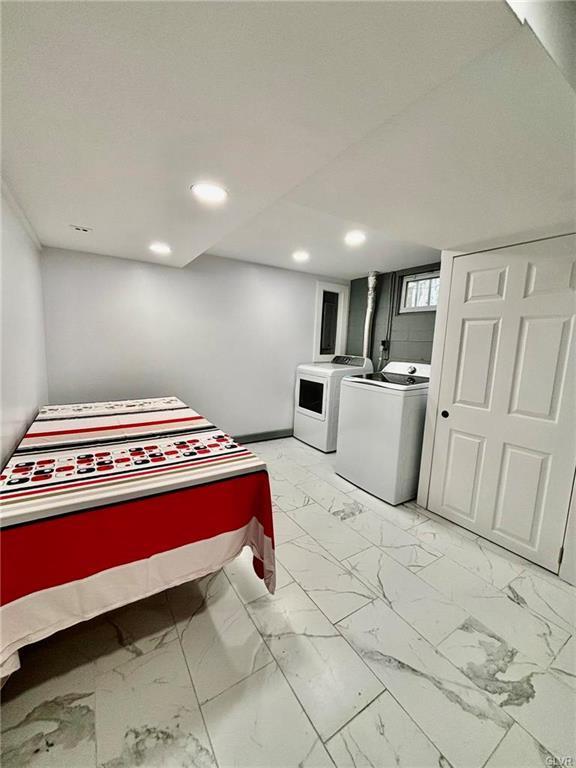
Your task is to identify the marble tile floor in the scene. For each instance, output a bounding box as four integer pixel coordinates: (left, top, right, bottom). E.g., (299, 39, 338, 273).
(2, 437, 575, 768)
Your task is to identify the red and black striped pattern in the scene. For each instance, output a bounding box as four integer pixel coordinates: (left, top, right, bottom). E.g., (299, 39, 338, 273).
(0, 397, 266, 527)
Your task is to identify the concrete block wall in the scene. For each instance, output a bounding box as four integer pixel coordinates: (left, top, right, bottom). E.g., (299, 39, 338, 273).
(346, 262, 440, 369)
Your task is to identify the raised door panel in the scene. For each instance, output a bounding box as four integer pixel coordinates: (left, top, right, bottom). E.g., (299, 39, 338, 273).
(465, 267, 508, 303)
(453, 318, 500, 409)
(524, 259, 576, 297)
(492, 443, 550, 549)
(441, 430, 485, 521)
(509, 316, 573, 421)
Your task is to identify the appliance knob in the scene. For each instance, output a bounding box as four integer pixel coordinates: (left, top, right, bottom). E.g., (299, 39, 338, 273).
(408, 366, 417, 374)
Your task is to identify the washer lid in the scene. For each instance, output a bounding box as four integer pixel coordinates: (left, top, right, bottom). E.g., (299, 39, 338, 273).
(382, 362, 431, 378)
(344, 362, 430, 390)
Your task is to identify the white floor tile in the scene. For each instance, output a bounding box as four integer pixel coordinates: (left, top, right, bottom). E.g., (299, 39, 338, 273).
(420, 558, 569, 666)
(337, 600, 513, 768)
(273, 510, 307, 544)
(298, 478, 366, 520)
(345, 546, 467, 645)
(521, 560, 576, 597)
(326, 690, 451, 768)
(277, 535, 375, 623)
(279, 439, 329, 468)
(267, 457, 317, 486)
(202, 663, 333, 768)
(509, 671, 576, 760)
(286, 502, 371, 560)
(505, 571, 576, 635)
(437, 617, 543, 707)
(344, 509, 441, 571)
(550, 636, 576, 691)
(411, 518, 526, 589)
(1, 639, 96, 768)
(484, 724, 558, 768)
(271, 478, 313, 512)
(306, 461, 358, 493)
(3, 438, 570, 768)
(437, 618, 576, 761)
(247, 439, 296, 462)
(95, 640, 216, 767)
(292, 442, 334, 464)
(413, 508, 478, 537)
(61, 591, 178, 675)
(347, 489, 427, 530)
(247, 582, 383, 740)
(167, 572, 272, 704)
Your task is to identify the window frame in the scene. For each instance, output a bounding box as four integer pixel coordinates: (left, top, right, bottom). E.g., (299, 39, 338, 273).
(312, 281, 350, 362)
(398, 270, 440, 314)
(319, 289, 340, 356)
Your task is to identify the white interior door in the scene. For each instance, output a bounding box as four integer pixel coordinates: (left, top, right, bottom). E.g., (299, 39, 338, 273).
(428, 236, 576, 571)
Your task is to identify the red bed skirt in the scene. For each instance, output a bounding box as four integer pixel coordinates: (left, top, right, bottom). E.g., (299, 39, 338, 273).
(1, 470, 274, 606)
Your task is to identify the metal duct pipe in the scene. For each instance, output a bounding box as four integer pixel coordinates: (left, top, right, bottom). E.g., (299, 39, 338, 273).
(362, 271, 379, 359)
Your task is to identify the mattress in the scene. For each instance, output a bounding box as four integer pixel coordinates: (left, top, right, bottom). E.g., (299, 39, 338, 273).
(0, 397, 275, 677)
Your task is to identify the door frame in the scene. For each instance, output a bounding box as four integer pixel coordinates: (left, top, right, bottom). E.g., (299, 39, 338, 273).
(417, 234, 576, 583)
(312, 281, 350, 362)
(417, 248, 460, 509)
(559, 471, 576, 584)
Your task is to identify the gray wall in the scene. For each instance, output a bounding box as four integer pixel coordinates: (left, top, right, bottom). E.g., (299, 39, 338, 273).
(41, 248, 341, 438)
(346, 262, 440, 368)
(1, 190, 48, 467)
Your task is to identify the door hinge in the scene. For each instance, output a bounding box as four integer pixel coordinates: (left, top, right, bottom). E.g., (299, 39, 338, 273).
(559, 545, 565, 567)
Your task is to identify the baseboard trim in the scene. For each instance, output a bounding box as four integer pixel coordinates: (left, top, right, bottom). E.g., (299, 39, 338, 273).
(234, 429, 293, 444)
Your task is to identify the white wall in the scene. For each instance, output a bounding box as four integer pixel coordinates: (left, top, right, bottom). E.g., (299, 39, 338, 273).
(41, 248, 342, 437)
(506, 1, 576, 90)
(1, 189, 48, 467)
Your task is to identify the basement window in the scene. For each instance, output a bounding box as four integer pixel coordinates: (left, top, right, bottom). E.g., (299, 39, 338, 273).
(399, 271, 440, 313)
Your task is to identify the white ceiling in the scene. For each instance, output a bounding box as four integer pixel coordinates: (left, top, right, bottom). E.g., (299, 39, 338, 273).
(212, 201, 438, 279)
(288, 25, 576, 255)
(2, 1, 574, 278)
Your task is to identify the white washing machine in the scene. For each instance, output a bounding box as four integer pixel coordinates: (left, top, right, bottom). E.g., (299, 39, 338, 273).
(335, 362, 430, 504)
(294, 356, 373, 453)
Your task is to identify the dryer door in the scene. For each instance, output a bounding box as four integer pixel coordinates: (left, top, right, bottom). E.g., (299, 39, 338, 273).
(296, 373, 327, 421)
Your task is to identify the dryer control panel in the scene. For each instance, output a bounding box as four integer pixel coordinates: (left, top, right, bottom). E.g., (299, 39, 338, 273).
(332, 356, 368, 367)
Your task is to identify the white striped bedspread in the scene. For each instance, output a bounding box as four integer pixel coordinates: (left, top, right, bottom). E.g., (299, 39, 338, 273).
(0, 396, 266, 527)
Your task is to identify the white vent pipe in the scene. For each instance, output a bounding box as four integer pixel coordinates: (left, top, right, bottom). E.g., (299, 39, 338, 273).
(362, 271, 379, 359)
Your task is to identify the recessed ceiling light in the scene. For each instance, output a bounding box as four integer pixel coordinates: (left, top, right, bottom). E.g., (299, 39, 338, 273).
(190, 182, 228, 205)
(344, 230, 366, 247)
(292, 250, 310, 263)
(149, 241, 172, 256)
(69, 224, 93, 233)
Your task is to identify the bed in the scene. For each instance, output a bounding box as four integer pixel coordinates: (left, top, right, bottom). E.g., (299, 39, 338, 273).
(0, 396, 275, 677)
